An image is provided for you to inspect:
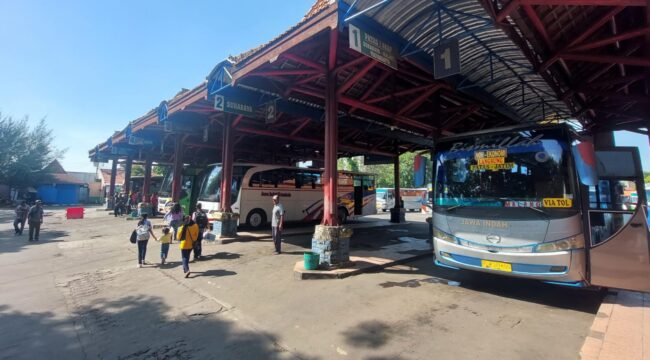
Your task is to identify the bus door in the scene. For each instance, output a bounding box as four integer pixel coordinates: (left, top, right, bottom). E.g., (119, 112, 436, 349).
(587, 147, 650, 292)
(353, 175, 363, 215)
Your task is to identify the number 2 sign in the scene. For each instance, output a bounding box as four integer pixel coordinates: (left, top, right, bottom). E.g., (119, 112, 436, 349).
(434, 39, 461, 79)
(214, 95, 225, 111)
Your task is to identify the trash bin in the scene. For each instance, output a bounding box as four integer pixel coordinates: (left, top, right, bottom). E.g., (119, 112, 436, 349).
(303, 252, 320, 270)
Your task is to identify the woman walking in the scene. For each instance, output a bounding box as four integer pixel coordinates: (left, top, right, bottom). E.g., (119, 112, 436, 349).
(164, 203, 183, 241)
(177, 216, 198, 278)
(135, 214, 157, 268)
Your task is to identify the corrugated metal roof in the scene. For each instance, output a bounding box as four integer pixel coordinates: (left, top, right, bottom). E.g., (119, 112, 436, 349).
(342, 0, 573, 126)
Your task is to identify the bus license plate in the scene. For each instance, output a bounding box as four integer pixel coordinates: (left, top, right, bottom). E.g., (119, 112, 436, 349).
(481, 260, 512, 272)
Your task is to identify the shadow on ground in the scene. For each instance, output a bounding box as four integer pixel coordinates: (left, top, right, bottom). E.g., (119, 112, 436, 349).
(0, 228, 69, 253)
(381, 257, 604, 314)
(0, 295, 314, 360)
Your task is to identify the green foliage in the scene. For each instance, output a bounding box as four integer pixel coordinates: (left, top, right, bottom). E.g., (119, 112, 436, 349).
(130, 164, 167, 177)
(0, 113, 65, 188)
(644, 173, 650, 185)
(338, 152, 432, 189)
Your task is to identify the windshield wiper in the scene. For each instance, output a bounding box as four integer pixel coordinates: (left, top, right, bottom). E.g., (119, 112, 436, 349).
(445, 204, 466, 212)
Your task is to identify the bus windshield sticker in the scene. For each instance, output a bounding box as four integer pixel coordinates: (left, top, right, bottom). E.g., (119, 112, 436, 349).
(542, 198, 572, 208)
(470, 163, 515, 171)
(504, 201, 542, 208)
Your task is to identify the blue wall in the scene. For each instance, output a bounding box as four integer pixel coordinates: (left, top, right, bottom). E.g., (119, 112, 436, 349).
(38, 184, 80, 205)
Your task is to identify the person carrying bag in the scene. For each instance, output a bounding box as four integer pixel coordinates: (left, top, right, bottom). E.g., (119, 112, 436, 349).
(177, 216, 198, 278)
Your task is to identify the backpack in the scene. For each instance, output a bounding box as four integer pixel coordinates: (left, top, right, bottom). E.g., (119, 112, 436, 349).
(136, 223, 150, 241)
(194, 211, 208, 229)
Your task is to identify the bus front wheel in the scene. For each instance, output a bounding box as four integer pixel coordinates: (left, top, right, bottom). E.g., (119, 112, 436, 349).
(246, 209, 267, 229)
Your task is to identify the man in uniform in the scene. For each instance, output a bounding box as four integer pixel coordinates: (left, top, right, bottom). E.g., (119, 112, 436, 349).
(271, 195, 284, 254)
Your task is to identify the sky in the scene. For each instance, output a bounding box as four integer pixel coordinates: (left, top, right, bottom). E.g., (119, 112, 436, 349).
(0, 0, 314, 173)
(1, 0, 648, 174)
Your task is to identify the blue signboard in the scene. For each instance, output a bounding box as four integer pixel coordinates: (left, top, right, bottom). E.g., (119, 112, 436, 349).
(434, 40, 461, 79)
(158, 101, 168, 123)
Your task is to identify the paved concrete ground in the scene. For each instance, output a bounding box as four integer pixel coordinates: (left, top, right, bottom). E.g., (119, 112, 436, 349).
(580, 291, 650, 360)
(0, 207, 603, 359)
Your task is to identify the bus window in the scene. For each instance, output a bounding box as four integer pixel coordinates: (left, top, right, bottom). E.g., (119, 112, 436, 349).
(299, 171, 321, 189)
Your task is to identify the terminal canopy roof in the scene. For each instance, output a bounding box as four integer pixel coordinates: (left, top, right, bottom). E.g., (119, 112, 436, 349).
(89, 0, 650, 165)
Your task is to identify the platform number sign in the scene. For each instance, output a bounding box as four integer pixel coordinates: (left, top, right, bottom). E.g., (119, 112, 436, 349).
(348, 24, 398, 69)
(214, 95, 225, 111)
(434, 39, 461, 79)
(265, 101, 277, 124)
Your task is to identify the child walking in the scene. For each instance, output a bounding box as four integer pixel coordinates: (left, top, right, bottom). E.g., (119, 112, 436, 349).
(158, 227, 172, 265)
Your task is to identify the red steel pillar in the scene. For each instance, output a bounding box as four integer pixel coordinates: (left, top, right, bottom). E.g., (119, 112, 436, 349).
(220, 116, 234, 212)
(142, 156, 152, 202)
(171, 135, 184, 203)
(322, 30, 339, 226)
(109, 158, 118, 199)
(390, 142, 403, 223)
(124, 157, 133, 197)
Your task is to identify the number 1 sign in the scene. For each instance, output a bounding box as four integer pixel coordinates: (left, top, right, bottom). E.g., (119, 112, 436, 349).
(433, 39, 461, 79)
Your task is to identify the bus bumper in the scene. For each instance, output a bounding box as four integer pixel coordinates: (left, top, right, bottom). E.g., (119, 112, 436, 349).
(433, 238, 586, 283)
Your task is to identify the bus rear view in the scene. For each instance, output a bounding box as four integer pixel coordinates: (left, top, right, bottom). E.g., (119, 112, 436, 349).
(432, 125, 586, 284)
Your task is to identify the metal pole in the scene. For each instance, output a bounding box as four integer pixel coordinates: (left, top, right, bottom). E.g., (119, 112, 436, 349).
(171, 135, 184, 203)
(322, 31, 339, 226)
(124, 157, 133, 197)
(393, 143, 401, 212)
(220, 116, 234, 213)
(143, 156, 152, 202)
(109, 159, 117, 199)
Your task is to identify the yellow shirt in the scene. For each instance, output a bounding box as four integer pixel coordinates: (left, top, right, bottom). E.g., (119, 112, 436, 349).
(177, 224, 199, 250)
(159, 233, 172, 244)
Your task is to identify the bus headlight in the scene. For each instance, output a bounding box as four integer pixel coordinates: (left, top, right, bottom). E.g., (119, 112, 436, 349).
(535, 234, 584, 253)
(433, 228, 457, 244)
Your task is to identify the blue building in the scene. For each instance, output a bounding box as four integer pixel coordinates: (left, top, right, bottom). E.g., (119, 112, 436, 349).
(37, 160, 87, 205)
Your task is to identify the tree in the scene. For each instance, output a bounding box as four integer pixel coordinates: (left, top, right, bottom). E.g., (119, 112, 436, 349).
(0, 113, 65, 188)
(338, 152, 433, 189)
(130, 164, 167, 177)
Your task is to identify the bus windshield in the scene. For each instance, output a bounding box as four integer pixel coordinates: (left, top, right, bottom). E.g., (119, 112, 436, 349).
(159, 171, 173, 197)
(434, 127, 574, 208)
(197, 165, 250, 205)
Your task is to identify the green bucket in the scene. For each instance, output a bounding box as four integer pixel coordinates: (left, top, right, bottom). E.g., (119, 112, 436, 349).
(304, 252, 320, 270)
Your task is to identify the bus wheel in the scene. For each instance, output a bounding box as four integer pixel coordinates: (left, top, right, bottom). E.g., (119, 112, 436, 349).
(337, 207, 348, 224)
(246, 209, 267, 229)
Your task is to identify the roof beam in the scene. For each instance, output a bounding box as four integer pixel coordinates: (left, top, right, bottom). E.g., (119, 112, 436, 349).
(567, 6, 626, 49)
(519, 0, 644, 5)
(365, 84, 439, 104)
(290, 118, 311, 136)
(540, 6, 625, 72)
(570, 26, 650, 52)
(396, 85, 442, 116)
(337, 59, 377, 96)
(560, 52, 650, 67)
(248, 69, 322, 77)
(236, 126, 394, 157)
(522, 4, 554, 50)
(289, 86, 443, 133)
(496, 0, 520, 23)
(280, 53, 325, 72)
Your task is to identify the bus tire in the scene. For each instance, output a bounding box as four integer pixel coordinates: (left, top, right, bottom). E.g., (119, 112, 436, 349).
(246, 209, 267, 229)
(338, 207, 348, 224)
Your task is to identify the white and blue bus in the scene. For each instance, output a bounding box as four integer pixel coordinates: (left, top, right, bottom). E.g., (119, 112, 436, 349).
(433, 124, 650, 291)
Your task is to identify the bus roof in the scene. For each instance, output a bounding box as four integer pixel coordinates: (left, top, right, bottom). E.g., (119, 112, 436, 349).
(207, 163, 376, 176)
(435, 123, 573, 143)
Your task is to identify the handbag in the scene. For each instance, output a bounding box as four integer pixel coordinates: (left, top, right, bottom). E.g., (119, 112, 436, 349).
(130, 230, 137, 244)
